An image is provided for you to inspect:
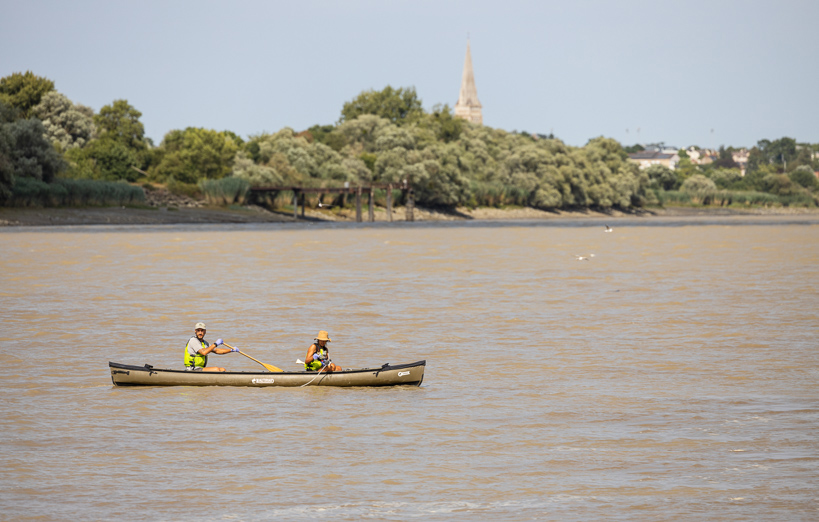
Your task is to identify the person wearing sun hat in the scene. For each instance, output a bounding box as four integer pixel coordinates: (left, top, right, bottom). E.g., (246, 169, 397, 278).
(184, 322, 237, 372)
(304, 330, 342, 372)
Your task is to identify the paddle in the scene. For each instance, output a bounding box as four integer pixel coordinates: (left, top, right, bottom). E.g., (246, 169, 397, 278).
(223, 343, 282, 372)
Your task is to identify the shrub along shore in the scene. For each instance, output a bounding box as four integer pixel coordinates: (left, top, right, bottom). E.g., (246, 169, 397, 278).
(3, 73, 818, 218)
(2, 197, 818, 227)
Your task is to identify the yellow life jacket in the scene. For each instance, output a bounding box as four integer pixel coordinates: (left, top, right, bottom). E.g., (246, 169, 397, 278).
(184, 337, 208, 368)
(305, 347, 328, 371)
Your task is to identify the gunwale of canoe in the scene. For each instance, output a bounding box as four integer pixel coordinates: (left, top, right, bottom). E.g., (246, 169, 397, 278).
(109, 360, 425, 387)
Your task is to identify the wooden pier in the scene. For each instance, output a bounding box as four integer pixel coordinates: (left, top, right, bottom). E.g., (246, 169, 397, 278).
(249, 181, 414, 222)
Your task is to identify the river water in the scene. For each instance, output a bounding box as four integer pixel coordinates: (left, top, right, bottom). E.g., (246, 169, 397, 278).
(1, 216, 818, 521)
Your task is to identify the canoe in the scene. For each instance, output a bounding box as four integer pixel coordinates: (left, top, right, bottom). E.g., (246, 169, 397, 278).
(108, 360, 425, 387)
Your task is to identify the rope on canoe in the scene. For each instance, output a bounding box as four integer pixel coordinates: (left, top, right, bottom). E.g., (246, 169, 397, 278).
(300, 361, 330, 387)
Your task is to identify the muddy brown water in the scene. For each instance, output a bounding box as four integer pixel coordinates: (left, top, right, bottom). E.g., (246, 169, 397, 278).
(1, 218, 817, 521)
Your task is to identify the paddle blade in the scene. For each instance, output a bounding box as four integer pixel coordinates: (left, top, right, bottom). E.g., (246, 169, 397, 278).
(230, 346, 283, 373)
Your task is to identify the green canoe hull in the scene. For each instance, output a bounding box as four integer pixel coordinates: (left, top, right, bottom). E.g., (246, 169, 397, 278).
(109, 360, 425, 387)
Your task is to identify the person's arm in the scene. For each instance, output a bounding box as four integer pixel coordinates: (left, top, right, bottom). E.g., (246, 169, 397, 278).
(199, 338, 233, 356)
(197, 342, 215, 356)
(306, 344, 319, 363)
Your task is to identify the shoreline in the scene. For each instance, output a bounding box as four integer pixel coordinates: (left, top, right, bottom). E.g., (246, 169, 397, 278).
(2, 204, 819, 227)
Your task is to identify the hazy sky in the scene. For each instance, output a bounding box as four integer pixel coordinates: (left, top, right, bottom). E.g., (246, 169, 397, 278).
(3, 0, 817, 149)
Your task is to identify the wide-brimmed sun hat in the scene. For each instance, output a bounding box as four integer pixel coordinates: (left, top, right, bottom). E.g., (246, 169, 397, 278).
(316, 330, 331, 341)
(195, 322, 206, 330)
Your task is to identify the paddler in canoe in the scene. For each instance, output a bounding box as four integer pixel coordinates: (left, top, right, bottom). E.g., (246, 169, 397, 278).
(304, 330, 342, 372)
(184, 322, 237, 372)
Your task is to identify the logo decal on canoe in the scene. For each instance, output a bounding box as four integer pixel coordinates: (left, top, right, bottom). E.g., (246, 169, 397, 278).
(398, 371, 410, 377)
(251, 378, 275, 384)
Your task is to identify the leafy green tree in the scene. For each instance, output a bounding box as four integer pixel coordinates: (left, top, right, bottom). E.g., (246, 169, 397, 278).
(0, 118, 66, 183)
(340, 86, 424, 126)
(396, 143, 469, 206)
(84, 139, 139, 181)
(305, 124, 334, 144)
(674, 156, 700, 182)
(94, 99, 147, 152)
(61, 146, 97, 180)
(574, 137, 644, 208)
(0, 71, 55, 117)
(644, 164, 679, 190)
(425, 104, 463, 143)
(374, 126, 416, 151)
(712, 146, 738, 169)
(0, 128, 13, 200)
(681, 174, 717, 194)
(789, 165, 818, 190)
(761, 173, 801, 195)
(794, 144, 817, 171)
(304, 124, 347, 152)
(755, 137, 798, 169)
(336, 114, 393, 153)
(151, 127, 241, 183)
(768, 137, 798, 167)
(0, 100, 21, 123)
(231, 150, 282, 187)
(247, 128, 372, 186)
(709, 169, 744, 190)
(359, 152, 377, 173)
(0, 160, 12, 201)
(745, 146, 767, 174)
(32, 91, 96, 150)
(742, 162, 777, 191)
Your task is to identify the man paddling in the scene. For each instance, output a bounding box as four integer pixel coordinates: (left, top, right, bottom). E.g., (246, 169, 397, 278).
(304, 330, 342, 372)
(185, 322, 236, 372)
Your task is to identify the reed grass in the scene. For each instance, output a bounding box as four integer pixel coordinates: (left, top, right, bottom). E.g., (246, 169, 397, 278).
(655, 189, 815, 208)
(469, 181, 514, 207)
(5, 177, 146, 207)
(200, 177, 250, 205)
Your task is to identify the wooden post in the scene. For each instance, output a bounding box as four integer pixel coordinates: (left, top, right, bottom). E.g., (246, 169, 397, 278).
(300, 192, 305, 218)
(355, 186, 362, 222)
(368, 187, 374, 222)
(386, 184, 393, 222)
(293, 191, 298, 219)
(406, 188, 415, 222)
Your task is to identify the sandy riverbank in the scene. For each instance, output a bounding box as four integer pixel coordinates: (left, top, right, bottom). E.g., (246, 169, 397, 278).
(2, 203, 819, 227)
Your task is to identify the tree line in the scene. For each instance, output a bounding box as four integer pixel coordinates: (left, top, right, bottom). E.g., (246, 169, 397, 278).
(2, 71, 817, 209)
(636, 139, 818, 202)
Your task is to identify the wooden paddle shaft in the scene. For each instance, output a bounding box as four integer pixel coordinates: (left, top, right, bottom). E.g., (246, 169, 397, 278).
(223, 343, 282, 372)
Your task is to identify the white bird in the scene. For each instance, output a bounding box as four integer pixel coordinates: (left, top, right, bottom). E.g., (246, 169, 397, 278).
(605, 225, 613, 233)
(318, 201, 335, 208)
(575, 254, 595, 261)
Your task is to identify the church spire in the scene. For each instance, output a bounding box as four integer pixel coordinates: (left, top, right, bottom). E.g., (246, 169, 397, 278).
(454, 39, 482, 125)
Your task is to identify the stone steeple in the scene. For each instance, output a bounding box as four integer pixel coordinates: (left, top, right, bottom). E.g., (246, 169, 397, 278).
(454, 40, 482, 125)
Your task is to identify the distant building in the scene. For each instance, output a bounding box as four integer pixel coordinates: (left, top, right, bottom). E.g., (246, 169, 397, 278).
(686, 147, 715, 165)
(627, 150, 680, 170)
(454, 40, 482, 125)
(686, 147, 749, 175)
(732, 149, 749, 175)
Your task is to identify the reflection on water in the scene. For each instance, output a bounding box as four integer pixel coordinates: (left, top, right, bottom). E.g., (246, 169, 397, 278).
(1, 219, 818, 520)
